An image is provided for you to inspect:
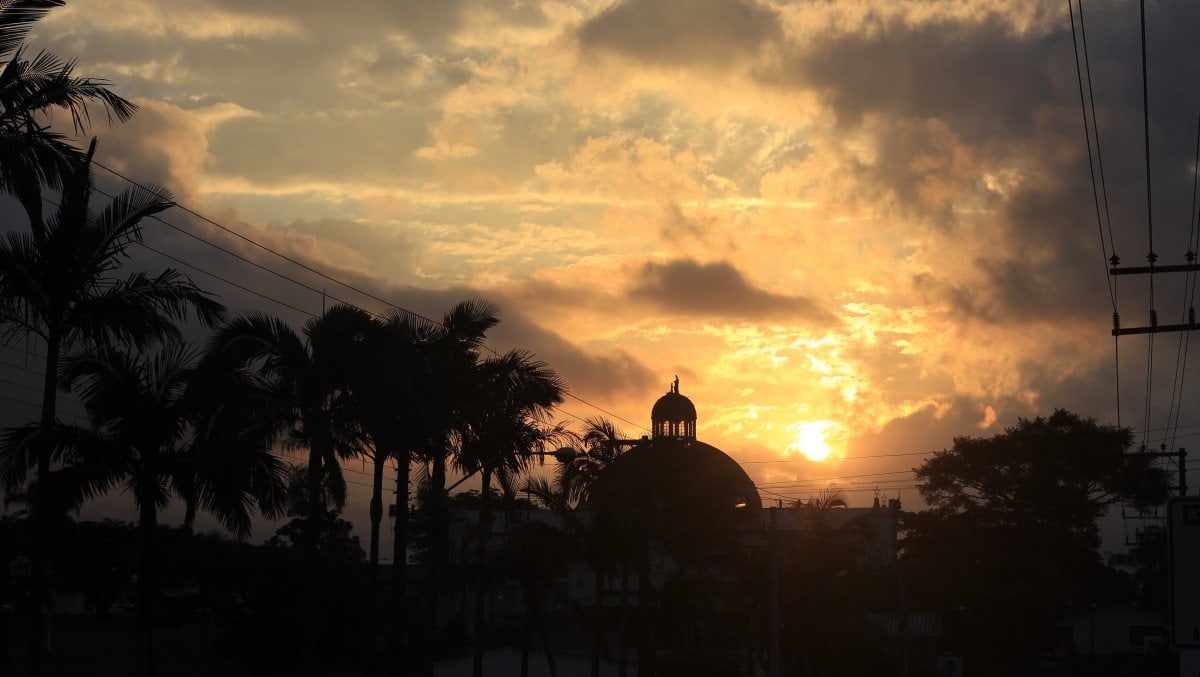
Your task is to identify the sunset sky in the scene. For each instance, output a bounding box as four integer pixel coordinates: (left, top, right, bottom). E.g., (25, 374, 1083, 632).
(5, 0, 1200, 537)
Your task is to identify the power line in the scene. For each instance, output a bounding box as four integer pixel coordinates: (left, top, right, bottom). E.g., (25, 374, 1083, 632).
(740, 449, 933, 464)
(756, 469, 916, 488)
(1069, 0, 1124, 431)
(89, 165, 651, 434)
(94, 161, 435, 326)
(1138, 0, 1157, 451)
(133, 239, 321, 319)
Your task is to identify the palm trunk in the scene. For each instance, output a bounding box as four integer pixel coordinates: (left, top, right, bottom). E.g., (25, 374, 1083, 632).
(138, 497, 159, 677)
(618, 564, 629, 677)
(370, 451, 385, 567)
(472, 465, 493, 677)
(31, 331, 59, 677)
(305, 449, 323, 666)
(426, 452, 447, 675)
(592, 567, 603, 677)
(369, 447, 385, 673)
(182, 499, 197, 535)
(390, 452, 410, 676)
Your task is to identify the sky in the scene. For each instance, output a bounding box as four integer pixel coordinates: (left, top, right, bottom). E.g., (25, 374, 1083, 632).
(5, 0, 1200, 541)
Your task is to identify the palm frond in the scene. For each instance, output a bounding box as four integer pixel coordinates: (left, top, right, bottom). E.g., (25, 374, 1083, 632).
(0, 1, 63, 59)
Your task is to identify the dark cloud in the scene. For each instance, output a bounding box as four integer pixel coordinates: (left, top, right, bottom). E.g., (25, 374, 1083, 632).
(768, 13, 1056, 137)
(578, 0, 782, 69)
(628, 257, 833, 321)
(911, 258, 1060, 327)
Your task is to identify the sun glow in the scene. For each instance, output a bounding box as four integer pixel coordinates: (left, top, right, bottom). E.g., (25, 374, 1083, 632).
(788, 420, 834, 462)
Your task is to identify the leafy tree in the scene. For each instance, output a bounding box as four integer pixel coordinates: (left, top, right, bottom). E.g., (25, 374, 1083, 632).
(242, 466, 370, 670)
(903, 409, 1169, 675)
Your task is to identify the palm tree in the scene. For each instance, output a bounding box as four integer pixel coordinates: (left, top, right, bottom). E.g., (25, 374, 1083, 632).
(0, 139, 223, 672)
(0, 342, 286, 675)
(409, 301, 499, 672)
(557, 417, 625, 508)
(456, 349, 566, 677)
(323, 299, 499, 674)
(1, 0, 137, 228)
(547, 416, 627, 677)
(201, 306, 374, 663)
(63, 343, 285, 675)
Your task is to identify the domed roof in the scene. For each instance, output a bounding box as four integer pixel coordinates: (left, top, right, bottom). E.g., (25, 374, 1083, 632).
(590, 437, 763, 518)
(652, 376, 697, 425)
(651, 390, 697, 422)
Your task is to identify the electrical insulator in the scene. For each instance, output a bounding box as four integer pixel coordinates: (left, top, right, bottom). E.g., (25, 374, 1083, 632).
(1113, 312, 1120, 332)
(1151, 309, 1158, 327)
(1110, 253, 1122, 266)
(1148, 251, 1158, 264)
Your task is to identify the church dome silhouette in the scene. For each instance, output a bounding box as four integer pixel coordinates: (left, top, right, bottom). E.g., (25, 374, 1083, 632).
(590, 377, 762, 523)
(651, 376, 697, 439)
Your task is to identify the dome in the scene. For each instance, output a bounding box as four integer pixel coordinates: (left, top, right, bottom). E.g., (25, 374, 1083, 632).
(651, 376, 697, 439)
(589, 437, 762, 548)
(651, 391, 697, 422)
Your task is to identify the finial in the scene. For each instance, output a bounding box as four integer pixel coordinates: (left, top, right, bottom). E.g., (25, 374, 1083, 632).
(673, 375, 679, 394)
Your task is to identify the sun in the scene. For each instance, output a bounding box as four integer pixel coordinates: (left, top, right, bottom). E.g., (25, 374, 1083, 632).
(788, 420, 833, 462)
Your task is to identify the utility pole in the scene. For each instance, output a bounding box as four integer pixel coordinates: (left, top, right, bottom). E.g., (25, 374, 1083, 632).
(1109, 259, 1200, 337)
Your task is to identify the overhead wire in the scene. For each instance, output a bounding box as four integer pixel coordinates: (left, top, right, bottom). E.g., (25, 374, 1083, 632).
(1163, 106, 1200, 454)
(1138, 0, 1156, 451)
(1070, 0, 1123, 428)
(89, 163, 652, 434)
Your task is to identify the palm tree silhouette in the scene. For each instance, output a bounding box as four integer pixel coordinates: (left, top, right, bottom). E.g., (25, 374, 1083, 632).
(0, 139, 222, 672)
(0, 1, 137, 229)
(201, 306, 373, 665)
(57, 343, 285, 676)
(412, 300, 500, 671)
(457, 349, 566, 677)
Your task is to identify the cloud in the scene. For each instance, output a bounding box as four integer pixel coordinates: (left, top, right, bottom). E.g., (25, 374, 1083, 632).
(578, 0, 782, 69)
(628, 258, 833, 321)
(766, 10, 1057, 136)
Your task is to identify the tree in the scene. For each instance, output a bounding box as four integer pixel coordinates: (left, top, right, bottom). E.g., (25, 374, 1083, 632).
(253, 465, 370, 669)
(456, 349, 566, 677)
(16, 342, 285, 676)
(0, 139, 223, 674)
(339, 300, 500, 675)
(201, 306, 373, 665)
(903, 409, 1170, 675)
(556, 416, 625, 508)
(0, 0, 137, 228)
(412, 300, 501, 671)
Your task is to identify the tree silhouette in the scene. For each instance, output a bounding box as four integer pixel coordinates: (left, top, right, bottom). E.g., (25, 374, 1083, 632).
(413, 300, 501, 671)
(904, 409, 1170, 675)
(456, 349, 566, 677)
(66, 343, 285, 675)
(0, 1, 137, 228)
(201, 306, 373, 665)
(0, 139, 222, 673)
